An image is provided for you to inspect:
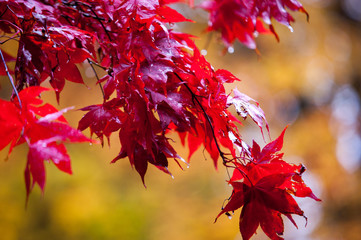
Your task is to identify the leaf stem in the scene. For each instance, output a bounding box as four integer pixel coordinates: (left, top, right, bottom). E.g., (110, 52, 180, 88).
(0, 48, 22, 109)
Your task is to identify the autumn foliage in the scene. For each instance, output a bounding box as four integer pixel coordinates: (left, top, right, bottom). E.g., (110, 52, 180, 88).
(0, 0, 319, 239)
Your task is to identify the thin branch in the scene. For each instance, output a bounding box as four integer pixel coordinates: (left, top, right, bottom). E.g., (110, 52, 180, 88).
(0, 19, 22, 32)
(174, 72, 227, 164)
(0, 48, 22, 109)
(87, 58, 107, 70)
(87, 58, 105, 100)
(225, 166, 232, 179)
(0, 31, 20, 44)
(231, 165, 254, 187)
(0, 6, 8, 19)
(88, 7, 112, 41)
(62, 0, 111, 41)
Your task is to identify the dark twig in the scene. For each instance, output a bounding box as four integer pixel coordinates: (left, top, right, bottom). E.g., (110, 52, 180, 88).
(87, 58, 105, 100)
(0, 7, 8, 19)
(0, 48, 22, 109)
(0, 19, 22, 32)
(0, 32, 20, 44)
(88, 59, 107, 70)
(62, 0, 111, 41)
(174, 72, 227, 164)
(225, 166, 232, 179)
(88, 6, 112, 41)
(230, 165, 254, 187)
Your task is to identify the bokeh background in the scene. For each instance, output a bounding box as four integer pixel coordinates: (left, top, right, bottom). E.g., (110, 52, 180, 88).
(1, 0, 361, 239)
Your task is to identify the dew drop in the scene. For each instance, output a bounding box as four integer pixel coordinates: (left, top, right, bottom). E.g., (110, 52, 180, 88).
(227, 46, 234, 54)
(201, 49, 207, 56)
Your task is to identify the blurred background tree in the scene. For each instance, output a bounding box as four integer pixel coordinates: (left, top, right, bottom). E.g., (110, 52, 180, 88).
(0, 0, 360, 239)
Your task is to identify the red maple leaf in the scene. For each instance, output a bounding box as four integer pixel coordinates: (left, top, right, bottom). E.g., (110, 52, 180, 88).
(217, 172, 303, 240)
(0, 86, 92, 199)
(215, 129, 320, 240)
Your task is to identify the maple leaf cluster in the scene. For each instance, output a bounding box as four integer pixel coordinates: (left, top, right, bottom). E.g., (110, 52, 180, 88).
(0, 0, 318, 239)
(216, 128, 320, 239)
(199, 0, 308, 49)
(0, 86, 91, 201)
